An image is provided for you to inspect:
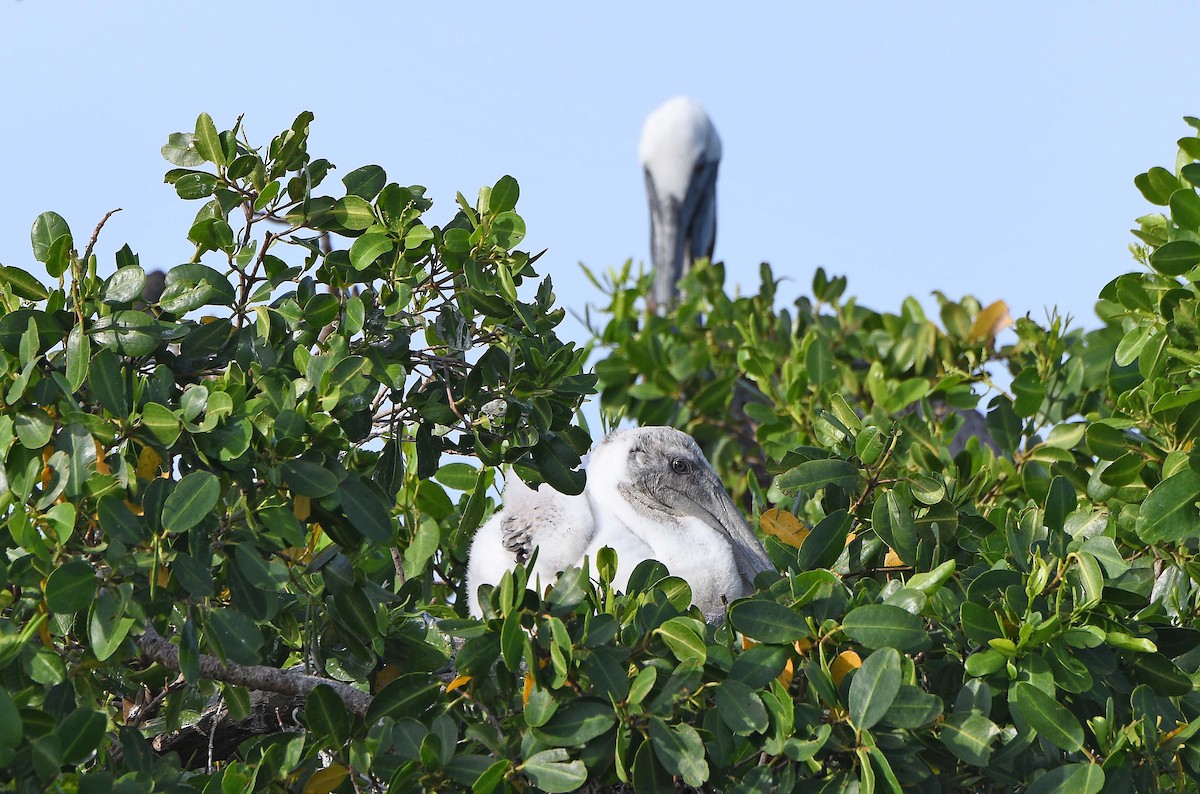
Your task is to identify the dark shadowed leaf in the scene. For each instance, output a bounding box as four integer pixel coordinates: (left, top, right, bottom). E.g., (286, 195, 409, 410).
(843, 605, 931, 652)
(727, 599, 807, 644)
(45, 560, 96, 614)
(282, 460, 339, 497)
(305, 684, 349, 746)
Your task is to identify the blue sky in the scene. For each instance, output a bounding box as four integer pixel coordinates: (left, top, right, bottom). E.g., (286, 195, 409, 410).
(3, 3, 1199, 342)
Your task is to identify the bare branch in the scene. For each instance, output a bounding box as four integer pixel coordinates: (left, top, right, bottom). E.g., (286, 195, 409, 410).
(82, 208, 123, 266)
(136, 626, 373, 717)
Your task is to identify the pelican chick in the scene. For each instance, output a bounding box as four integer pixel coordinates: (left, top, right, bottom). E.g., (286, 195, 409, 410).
(466, 427, 773, 623)
(466, 469, 594, 618)
(582, 427, 772, 622)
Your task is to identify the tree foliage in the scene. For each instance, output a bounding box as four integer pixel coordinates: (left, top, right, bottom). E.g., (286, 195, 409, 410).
(2, 111, 1200, 793)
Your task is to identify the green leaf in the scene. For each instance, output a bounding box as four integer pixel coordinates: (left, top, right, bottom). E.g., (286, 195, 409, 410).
(305, 684, 350, 746)
(342, 165, 387, 200)
(522, 748, 586, 793)
(89, 587, 134, 662)
(1170, 188, 1200, 230)
(208, 608, 263, 665)
(655, 617, 707, 664)
(648, 719, 708, 787)
(57, 708, 106, 764)
(490, 175, 520, 214)
(141, 402, 181, 446)
(796, 509, 852, 570)
(160, 264, 236, 313)
(88, 349, 127, 417)
(1010, 681, 1083, 752)
(333, 195, 376, 230)
(842, 604, 931, 652)
(193, 112, 225, 166)
(1026, 764, 1105, 794)
(0, 685, 21, 749)
(714, 679, 769, 735)
(340, 476, 393, 542)
(15, 409, 53, 449)
(776, 459, 860, 494)
(491, 211, 526, 248)
(161, 471, 221, 533)
(940, 711, 999, 766)
(350, 232, 393, 271)
(91, 310, 160, 356)
(162, 131, 205, 166)
(102, 265, 147, 305)
(727, 600, 807, 644)
(1150, 239, 1200, 276)
(531, 434, 585, 496)
(1136, 469, 1200, 543)
(65, 326, 89, 393)
(31, 211, 71, 264)
(881, 684, 943, 728)
(530, 700, 616, 746)
(366, 673, 440, 724)
(848, 647, 901, 730)
(45, 560, 96, 614)
(0, 265, 49, 300)
(283, 460, 339, 498)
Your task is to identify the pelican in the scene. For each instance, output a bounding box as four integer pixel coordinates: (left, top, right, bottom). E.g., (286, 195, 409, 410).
(639, 97, 721, 311)
(466, 426, 773, 623)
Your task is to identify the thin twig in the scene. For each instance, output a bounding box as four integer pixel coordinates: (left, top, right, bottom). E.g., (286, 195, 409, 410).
(81, 208, 123, 266)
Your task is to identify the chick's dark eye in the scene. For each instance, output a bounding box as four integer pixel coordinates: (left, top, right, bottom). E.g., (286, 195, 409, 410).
(671, 458, 690, 475)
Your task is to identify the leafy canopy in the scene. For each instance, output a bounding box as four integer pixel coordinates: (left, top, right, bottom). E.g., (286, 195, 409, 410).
(2, 111, 1200, 793)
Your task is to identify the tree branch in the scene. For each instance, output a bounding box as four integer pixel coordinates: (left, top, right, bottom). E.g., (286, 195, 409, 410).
(136, 626, 373, 717)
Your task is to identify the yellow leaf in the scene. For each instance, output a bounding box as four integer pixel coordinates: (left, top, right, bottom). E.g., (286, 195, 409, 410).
(156, 567, 170, 589)
(759, 508, 809, 549)
(304, 765, 348, 794)
(831, 650, 862, 686)
(523, 672, 535, 707)
(446, 674, 472, 693)
(93, 439, 111, 476)
(777, 658, 795, 690)
(969, 300, 1012, 344)
(136, 446, 162, 481)
(294, 495, 311, 521)
(794, 638, 813, 655)
(124, 499, 144, 516)
(884, 548, 904, 567)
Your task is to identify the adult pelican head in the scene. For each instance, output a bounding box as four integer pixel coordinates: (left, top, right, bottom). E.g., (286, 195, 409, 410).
(638, 97, 721, 312)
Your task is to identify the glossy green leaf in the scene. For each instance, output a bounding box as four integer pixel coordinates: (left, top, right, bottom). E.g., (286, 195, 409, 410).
(842, 604, 931, 652)
(1011, 681, 1083, 751)
(1136, 469, 1200, 543)
(776, 459, 860, 494)
(31, 211, 71, 264)
(848, 647, 901, 730)
(727, 600, 807, 644)
(161, 471, 221, 533)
